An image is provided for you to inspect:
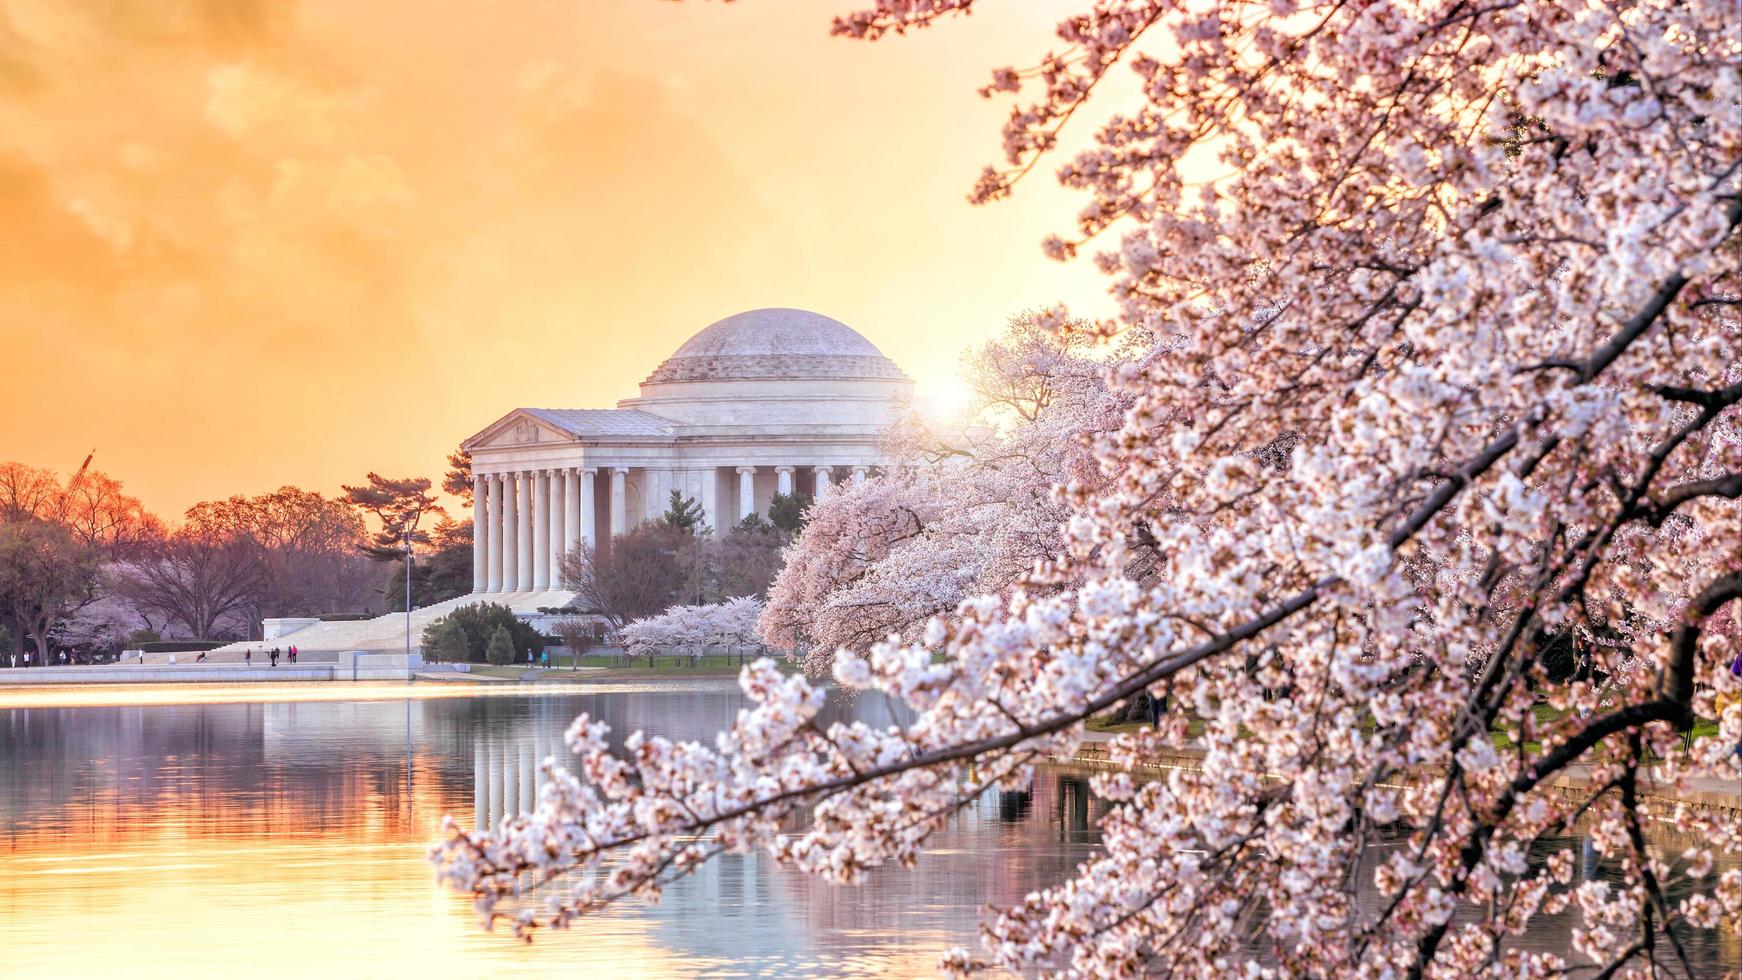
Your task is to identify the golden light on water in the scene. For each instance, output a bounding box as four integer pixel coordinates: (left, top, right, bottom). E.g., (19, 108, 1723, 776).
(0, 684, 1049, 977)
(0, 758, 696, 978)
(0, 680, 694, 710)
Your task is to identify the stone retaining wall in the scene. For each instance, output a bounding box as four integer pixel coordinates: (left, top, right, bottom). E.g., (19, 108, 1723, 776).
(0, 652, 424, 685)
(1062, 743, 1740, 816)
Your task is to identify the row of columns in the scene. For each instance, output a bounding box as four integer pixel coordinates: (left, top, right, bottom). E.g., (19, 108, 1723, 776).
(732, 464, 869, 520)
(473, 469, 596, 593)
(473, 727, 563, 829)
(471, 464, 874, 593)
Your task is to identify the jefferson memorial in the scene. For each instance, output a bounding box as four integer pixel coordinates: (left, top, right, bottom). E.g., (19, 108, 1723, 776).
(461, 307, 913, 595)
(213, 308, 911, 657)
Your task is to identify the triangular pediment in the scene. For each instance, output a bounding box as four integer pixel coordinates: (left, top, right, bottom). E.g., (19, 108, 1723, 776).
(461, 410, 575, 451)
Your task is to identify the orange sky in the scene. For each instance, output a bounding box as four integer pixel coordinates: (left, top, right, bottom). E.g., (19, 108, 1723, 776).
(0, 0, 1111, 518)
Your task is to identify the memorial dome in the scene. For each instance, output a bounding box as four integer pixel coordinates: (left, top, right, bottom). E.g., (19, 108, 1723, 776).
(643, 308, 909, 384)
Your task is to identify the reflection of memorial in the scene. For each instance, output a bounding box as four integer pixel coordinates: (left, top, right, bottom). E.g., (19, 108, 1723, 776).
(3, 688, 1736, 975)
(471, 723, 569, 829)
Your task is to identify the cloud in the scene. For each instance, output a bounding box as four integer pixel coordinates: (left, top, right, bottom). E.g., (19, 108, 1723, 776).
(205, 62, 342, 142)
(0, 0, 778, 514)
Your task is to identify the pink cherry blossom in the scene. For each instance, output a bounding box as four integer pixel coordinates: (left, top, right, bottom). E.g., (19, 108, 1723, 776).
(432, 2, 1742, 976)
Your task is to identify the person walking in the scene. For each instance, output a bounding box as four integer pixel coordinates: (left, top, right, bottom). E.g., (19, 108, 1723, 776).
(245, 649, 252, 666)
(290, 645, 298, 664)
(270, 647, 279, 667)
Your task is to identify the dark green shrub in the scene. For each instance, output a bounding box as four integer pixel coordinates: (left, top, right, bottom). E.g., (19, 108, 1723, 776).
(135, 640, 225, 654)
(420, 602, 543, 663)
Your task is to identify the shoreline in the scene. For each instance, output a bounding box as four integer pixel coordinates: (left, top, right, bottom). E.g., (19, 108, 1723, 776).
(5, 670, 1731, 815)
(0, 674, 742, 710)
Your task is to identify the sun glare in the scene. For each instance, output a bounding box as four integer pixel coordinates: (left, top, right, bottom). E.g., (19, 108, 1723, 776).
(916, 375, 976, 420)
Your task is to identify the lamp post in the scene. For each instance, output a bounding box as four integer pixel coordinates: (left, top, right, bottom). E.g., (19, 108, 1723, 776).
(404, 526, 414, 662)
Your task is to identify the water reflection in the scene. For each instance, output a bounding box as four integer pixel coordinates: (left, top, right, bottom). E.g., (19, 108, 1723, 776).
(0, 684, 1735, 977)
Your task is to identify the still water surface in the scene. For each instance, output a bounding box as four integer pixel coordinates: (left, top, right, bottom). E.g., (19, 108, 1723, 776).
(0, 682, 1735, 977)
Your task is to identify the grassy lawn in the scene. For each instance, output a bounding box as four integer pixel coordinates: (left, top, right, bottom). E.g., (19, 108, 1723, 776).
(1086, 713, 1209, 737)
(1480, 703, 1721, 756)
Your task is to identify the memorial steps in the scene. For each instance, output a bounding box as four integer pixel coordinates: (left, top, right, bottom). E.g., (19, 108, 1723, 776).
(141, 590, 577, 664)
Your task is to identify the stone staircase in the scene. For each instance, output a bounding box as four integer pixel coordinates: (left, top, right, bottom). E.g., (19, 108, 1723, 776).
(140, 591, 576, 664)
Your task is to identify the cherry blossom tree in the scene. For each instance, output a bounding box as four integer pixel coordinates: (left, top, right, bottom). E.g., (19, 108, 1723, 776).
(761, 313, 1128, 673)
(620, 596, 765, 660)
(433, 3, 1741, 976)
(48, 596, 143, 662)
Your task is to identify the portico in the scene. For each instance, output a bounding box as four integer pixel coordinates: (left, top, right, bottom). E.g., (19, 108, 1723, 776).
(461, 308, 911, 594)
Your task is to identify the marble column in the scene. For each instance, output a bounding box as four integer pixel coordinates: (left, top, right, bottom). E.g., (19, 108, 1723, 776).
(501, 473, 519, 592)
(532, 471, 551, 590)
(519, 737, 535, 817)
(698, 467, 717, 531)
(563, 469, 583, 578)
(473, 734, 487, 830)
(775, 465, 794, 497)
(552, 470, 567, 581)
(852, 466, 868, 484)
(579, 468, 597, 549)
(644, 468, 664, 521)
(471, 475, 487, 592)
(610, 468, 629, 539)
(516, 471, 534, 591)
(813, 466, 832, 504)
(736, 467, 755, 521)
(485, 474, 504, 592)
(550, 469, 564, 577)
(488, 738, 504, 826)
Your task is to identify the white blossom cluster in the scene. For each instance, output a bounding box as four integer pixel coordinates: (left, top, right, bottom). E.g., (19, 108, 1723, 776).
(760, 313, 1130, 673)
(434, 1, 1742, 975)
(618, 596, 764, 658)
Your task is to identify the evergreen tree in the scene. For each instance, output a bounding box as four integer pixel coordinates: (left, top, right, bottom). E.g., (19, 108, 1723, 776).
(485, 625, 514, 666)
(442, 449, 474, 505)
(732, 513, 775, 534)
(420, 601, 542, 663)
(341, 473, 445, 559)
(382, 517, 473, 611)
(766, 492, 812, 533)
(424, 619, 469, 663)
(657, 491, 706, 534)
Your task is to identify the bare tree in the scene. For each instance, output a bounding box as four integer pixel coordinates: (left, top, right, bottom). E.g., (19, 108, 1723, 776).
(0, 518, 102, 662)
(0, 462, 63, 522)
(111, 527, 268, 640)
(557, 525, 688, 631)
(58, 470, 161, 560)
(187, 487, 376, 622)
(551, 618, 601, 670)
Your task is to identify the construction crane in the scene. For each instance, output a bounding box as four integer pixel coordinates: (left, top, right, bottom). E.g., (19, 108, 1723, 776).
(69, 449, 94, 487)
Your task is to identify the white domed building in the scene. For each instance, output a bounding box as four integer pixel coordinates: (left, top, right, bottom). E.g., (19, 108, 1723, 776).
(198, 308, 910, 663)
(461, 308, 913, 596)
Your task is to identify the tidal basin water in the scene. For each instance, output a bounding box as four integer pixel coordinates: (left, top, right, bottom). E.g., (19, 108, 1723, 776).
(0, 682, 1736, 978)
